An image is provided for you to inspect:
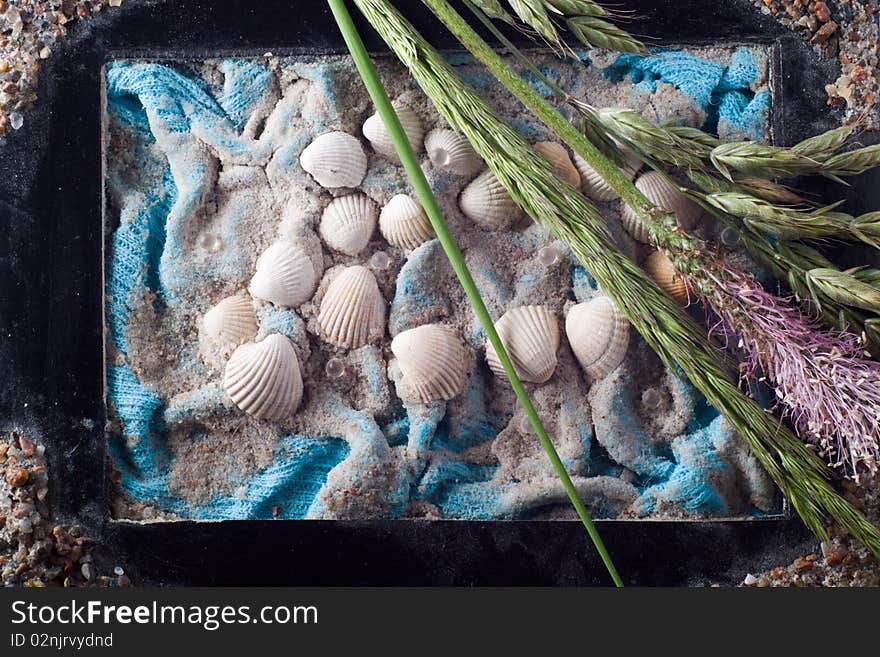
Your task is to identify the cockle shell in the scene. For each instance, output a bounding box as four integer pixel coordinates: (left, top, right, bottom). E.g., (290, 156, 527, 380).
(425, 128, 483, 177)
(300, 131, 367, 188)
(391, 324, 470, 403)
(319, 193, 377, 256)
(644, 250, 688, 304)
(379, 194, 434, 250)
(534, 141, 581, 188)
(565, 297, 630, 381)
(363, 104, 425, 161)
(485, 306, 560, 384)
(459, 169, 521, 230)
(223, 334, 303, 420)
(573, 145, 641, 202)
(318, 265, 387, 348)
(621, 171, 702, 243)
(249, 241, 318, 308)
(200, 294, 258, 358)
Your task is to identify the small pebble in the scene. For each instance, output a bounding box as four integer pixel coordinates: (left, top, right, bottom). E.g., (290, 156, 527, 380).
(113, 566, 125, 576)
(743, 573, 758, 586)
(9, 111, 23, 130)
(5, 466, 29, 487)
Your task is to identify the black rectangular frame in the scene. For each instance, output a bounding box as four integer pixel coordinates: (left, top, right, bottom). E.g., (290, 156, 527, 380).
(0, 0, 844, 585)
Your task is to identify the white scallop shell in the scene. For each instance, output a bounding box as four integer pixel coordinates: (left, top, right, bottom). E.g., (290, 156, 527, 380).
(391, 324, 470, 403)
(565, 297, 630, 381)
(200, 294, 258, 357)
(249, 241, 318, 308)
(459, 169, 521, 230)
(319, 193, 377, 256)
(223, 334, 303, 420)
(362, 104, 425, 161)
(485, 306, 560, 384)
(318, 265, 387, 348)
(622, 172, 703, 242)
(379, 194, 434, 250)
(425, 128, 483, 176)
(534, 141, 581, 188)
(573, 145, 641, 202)
(300, 131, 367, 188)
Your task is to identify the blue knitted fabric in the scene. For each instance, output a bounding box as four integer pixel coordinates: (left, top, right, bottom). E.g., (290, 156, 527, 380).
(104, 56, 778, 521)
(604, 46, 771, 141)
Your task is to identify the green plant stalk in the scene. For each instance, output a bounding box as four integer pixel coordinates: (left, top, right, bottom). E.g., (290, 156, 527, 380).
(359, 0, 880, 553)
(326, 0, 624, 588)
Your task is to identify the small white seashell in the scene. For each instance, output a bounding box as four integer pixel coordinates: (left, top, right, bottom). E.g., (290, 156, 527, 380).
(391, 324, 470, 403)
(425, 128, 483, 176)
(565, 297, 630, 381)
(485, 306, 560, 384)
(533, 141, 581, 188)
(299, 131, 367, 188)
(200, 294, 258, 358)
(621, 171, 703, 243)
(459, 169, 521, 230)
(249, 241, 318, 308)
(363, 104, 425, 161)
(223, 334, 303, 420)
(573, 144, 641, 202)
(318, 265, 387, 348)
(379, 194, 435, 250)
(319, 193, 378, 256)
(643, 250, 688, 304)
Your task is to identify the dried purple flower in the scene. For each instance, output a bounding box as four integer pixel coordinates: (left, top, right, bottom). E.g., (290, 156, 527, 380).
(683, 260, 880, 477)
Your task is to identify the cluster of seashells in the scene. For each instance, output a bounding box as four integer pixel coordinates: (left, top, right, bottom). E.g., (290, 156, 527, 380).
(199, 101, 642, 420)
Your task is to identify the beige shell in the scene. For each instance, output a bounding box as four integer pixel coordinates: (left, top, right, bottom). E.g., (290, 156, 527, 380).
(459, 169, 521, 230)
(319, 193, 377, 256)
(644, 250, 688, 304)
(300, 131, 367, 188)
(565, 297, 630, 380)
(379, 194, 435, 250)
(621, 171, 702, 243)
(391, 324, 470, 403)
(534, 141, 581, 188)
(249, 241, 318, 308)
(425, 128, 483, 177)
(363, 104, 425, 161)
(485, 306, 560, 384)
(223, 334, 303, 420)
(573, 145, 641, 202)
(200, 294, 258, 357)
(318, 265, 387, 348)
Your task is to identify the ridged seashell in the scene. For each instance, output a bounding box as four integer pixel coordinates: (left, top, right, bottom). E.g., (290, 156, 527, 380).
(573, 145, 641, 202)
(459, 169, 521, 230)
(300, 131, 367, 188)
(249, 241, 318, 308)
(379, 194, 434, 250)
(318, 265, 387, 348)
(200, 294, 258, 357)
(644, 251, 688, 304)
(362, 104, 425, 161)
(391, 324, 469, 402)
(485, 306, 560, 384)
(565, 297, 630, 381)
(533, 141, 581, 189)
(319, 193, 377, 256)
(223, 334, 303, 420)
(425, 128, 483, 176)
(621, 171, 703, 242)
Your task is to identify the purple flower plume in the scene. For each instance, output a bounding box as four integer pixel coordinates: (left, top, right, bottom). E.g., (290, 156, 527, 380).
(683, 263, 880, 476)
